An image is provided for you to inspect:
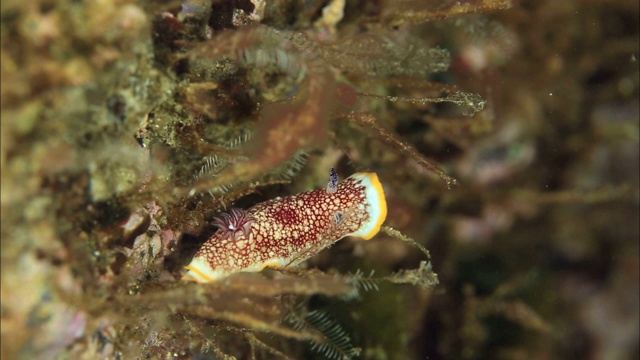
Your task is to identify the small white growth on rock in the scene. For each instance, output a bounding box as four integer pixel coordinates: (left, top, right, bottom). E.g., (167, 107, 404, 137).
(315, 0, 345, 30)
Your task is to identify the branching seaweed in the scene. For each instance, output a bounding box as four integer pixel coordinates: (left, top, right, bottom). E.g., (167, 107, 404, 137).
(343, 112, 459, 188)
(385, 261, 440, 290)
(381, 0, 514, 27)
(306, 310, 361, 360)
(347, 269, 381, 293)
(286, 306, 361, 360)
(358, 90, 487, 117)
(175, 18, 485, 195)
(319, 32, 452, 77)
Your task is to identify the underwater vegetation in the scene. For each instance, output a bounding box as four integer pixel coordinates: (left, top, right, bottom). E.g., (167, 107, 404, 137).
(1, 0, 638, 359)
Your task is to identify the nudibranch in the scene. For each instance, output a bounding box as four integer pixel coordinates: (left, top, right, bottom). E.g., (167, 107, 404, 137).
(182, 171, 387, 283)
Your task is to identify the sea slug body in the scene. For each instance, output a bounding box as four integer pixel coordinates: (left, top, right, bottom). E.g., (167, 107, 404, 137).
(182, 171, 387, 283)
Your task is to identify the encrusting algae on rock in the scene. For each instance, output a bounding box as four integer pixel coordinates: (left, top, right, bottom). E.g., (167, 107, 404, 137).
(183, 170, 387, 282)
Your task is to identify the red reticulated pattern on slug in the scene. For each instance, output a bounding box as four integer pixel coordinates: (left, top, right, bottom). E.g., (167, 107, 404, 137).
(186, 173, 383, 281)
